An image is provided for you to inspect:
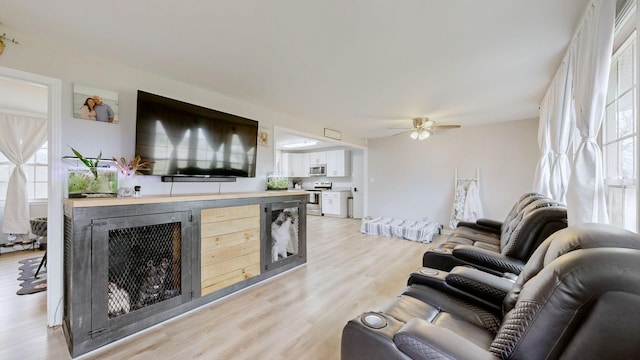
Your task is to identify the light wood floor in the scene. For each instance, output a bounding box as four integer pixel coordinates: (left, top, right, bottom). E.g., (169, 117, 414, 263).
(0, 216, 443, 360)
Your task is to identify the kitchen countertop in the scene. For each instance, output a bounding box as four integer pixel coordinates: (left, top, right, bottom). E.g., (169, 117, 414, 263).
(301, 187, 352, 192)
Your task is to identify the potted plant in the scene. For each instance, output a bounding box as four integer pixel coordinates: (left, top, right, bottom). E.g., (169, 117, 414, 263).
(67, 147, 118, 198)
(112, 155, 153, 197)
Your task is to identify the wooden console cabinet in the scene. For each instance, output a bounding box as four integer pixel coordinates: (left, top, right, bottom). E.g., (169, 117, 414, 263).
(63, 191, 306, 357)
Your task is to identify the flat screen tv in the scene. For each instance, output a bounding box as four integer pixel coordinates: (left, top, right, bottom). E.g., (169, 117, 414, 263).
(135, 90, 258, 178)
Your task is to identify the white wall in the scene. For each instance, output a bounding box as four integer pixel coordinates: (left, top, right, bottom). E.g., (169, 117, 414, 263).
(0, 28, 366, 196)
(367, 118, 539, 227)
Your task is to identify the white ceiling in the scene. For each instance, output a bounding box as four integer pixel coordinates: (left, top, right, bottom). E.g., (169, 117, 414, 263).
(274, 127, 339, 151)
(0, 0, 589, 140)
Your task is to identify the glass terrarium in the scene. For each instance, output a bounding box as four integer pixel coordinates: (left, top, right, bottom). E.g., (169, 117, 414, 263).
(266, 172, 289, 191)
(68, 167, 118, 198)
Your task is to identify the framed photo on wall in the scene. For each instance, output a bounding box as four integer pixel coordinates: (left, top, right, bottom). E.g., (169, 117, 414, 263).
(73, 84, 119, 124)
(258, 127, 270, 147)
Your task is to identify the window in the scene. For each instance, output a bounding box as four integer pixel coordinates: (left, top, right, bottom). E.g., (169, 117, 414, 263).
(604, 31, 637, 232)
(0, 141, 48, 201)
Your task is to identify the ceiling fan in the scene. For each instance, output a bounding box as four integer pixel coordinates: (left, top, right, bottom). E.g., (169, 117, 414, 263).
(390, 117, 461, 140)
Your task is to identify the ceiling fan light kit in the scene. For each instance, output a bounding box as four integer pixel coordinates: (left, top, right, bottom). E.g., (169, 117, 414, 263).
(410, 128, 432, 140)
(391, 117, 461, 140)
(419, 129, 431, 140)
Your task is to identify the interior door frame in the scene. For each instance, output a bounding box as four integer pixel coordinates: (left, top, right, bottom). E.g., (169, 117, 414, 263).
(0, 65, 63, 326)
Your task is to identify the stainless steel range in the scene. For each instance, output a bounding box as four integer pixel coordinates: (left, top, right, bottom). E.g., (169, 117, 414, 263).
(307, 181, 332, 216)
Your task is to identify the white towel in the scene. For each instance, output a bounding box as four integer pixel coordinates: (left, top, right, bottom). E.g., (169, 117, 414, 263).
(449, 181, 467, 228)
(462, 180, 483, 222)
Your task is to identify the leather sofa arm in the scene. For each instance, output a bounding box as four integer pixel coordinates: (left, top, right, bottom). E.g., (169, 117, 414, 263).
(475, 218, 502, 232)
(406, 267, 503, 312)
(456, 220, 501, 235)
(395, 319, 495, 360)
(445, 266, 513, 305)
(407, 267, 448, 287)
(452, 245, 525, 274)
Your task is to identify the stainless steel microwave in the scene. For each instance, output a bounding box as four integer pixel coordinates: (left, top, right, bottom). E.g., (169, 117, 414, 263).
(309, 164, 326, 176)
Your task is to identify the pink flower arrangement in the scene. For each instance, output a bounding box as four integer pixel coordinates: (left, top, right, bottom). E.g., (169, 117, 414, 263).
(112, 155, 153, 178)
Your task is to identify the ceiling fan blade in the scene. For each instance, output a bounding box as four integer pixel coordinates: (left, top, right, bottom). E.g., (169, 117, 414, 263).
(430, 125, 461, 129)
(392, 129, 413, 136)
(388, 127, 413, 130)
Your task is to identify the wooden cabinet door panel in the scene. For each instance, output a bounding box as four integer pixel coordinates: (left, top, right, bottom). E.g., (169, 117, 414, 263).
(200, 204, 260, 296)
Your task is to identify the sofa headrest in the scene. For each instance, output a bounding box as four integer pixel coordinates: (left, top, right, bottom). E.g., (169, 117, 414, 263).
(503, 223, 640, 314)
(494, 247, 640, 359)
(541, 223, 640, 265)
(500, 198, 567, 255)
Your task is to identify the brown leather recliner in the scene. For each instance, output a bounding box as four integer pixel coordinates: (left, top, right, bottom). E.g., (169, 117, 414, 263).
(342, 224, 640, 360)
(423, 198, 567, 275)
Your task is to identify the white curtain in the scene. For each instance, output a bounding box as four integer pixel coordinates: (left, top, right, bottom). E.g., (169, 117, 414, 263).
(532, 92, 552, 197)
(548, 53, 575, 204)
(0, 112, 48, 234)
(566, 0, 615, 225)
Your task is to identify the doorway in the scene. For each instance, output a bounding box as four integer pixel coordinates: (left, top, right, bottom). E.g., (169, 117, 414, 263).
(0, 65, 62, 326)
(273, 127, 367, 218)
(0, 76, 48, 243)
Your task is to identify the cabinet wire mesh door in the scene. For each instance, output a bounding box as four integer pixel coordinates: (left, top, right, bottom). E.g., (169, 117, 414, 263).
(107, 222, 182, 318)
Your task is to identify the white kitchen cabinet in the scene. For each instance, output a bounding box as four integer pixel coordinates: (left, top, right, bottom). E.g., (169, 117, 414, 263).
(326, 149, 350, 177)
(309, 151, 327, 165)
(322, 190, 350, 217)
(286, 153, 304, 177)
(282, 152, 310, 177)
(300, 152, 310, 177)
(280, 151, 290, 174)
(281, 153, 289, 176)
(291, 149, 348, 177)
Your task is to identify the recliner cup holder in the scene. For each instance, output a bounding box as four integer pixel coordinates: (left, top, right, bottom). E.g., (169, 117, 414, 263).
(361, 312, 387, 329)
(419, 268, 439, 276)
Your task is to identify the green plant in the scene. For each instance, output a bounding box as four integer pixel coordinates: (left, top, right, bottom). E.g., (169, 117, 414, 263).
(67, 173, 89, 192)
(112, 155, 154, 177)
(70, 146, 101, 179)
(266, 174, 289, 190)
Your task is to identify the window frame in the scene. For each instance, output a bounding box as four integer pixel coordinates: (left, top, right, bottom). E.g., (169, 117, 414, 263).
(603, 24, 638, 232)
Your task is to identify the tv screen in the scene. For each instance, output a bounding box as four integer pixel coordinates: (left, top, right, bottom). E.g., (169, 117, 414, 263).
(135, 91, 258, 178)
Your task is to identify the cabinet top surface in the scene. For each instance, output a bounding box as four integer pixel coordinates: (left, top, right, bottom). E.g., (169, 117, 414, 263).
(64, 190, 307, 208)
